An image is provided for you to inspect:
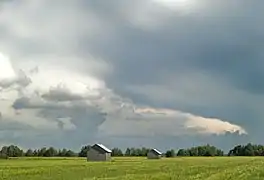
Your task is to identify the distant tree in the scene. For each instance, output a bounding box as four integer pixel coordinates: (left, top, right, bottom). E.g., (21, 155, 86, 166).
(0, 153, 8, 159)
(122, 147, 151, 157)
(0, 145, 24, 157)
(44, 147, 57, 157)
(177, 149, 189, 156)
(125, 148, 131, 156)
(38, 148, 47, 157)
(78, 145, 91, 157)
(228, 143, 264, 156)
(189, 147, 199, 156)
(65, 150, 76, 157)
(129, 148, 136, 156)
(111, 148, 123, 156)
(140, 147, 150, 156)
(25, 149, 34, 157)
(0, 146, 8, 156)
(176, 145, 223, 157)
(216, 149, 224, 156)
(165, 149, 175, 157)
(33, 150, 38, 157)
(135, 148, 141, 156)
(244, 143, 254, 156)
(58, 149, 68, 157)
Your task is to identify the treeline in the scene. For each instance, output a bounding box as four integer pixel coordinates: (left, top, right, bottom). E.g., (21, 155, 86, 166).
(177, 144, 224, 156)
(228, 143, 264, 156)
(2, 143, 264, 159)
(0, 145, 77, 159)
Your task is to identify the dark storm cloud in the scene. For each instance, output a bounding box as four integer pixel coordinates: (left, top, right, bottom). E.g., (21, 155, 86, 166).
(76, 0, 264, 97)
(75, 0, 264, 148)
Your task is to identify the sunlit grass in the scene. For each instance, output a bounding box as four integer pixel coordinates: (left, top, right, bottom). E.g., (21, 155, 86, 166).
(1, 157, 264, 180)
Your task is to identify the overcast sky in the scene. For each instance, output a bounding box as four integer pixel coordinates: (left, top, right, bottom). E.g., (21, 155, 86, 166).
(0, 0, 263, 151)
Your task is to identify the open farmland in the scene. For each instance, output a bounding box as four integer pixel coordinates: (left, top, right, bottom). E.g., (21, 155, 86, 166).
(1, 157, 264, 180)
(0, 157, 264, 180)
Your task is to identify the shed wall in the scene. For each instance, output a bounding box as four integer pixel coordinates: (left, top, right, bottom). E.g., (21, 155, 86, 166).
(147, 151, 161, 159)
(87, 148, 111, 161)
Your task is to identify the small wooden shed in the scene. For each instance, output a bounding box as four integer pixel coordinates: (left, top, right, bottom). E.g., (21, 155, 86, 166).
(87, 143, 112, 161)
(147, 148, 162, 159)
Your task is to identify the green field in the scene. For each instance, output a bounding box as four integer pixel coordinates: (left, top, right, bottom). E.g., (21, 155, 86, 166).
(1, 157, 264, 180)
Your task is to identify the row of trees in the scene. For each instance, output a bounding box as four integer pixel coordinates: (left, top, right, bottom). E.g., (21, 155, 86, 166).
(0, 145, 76, 159)
(2, 143, 264, 159)
(177, 145, 224, 156)
(228, 143, 264, 156)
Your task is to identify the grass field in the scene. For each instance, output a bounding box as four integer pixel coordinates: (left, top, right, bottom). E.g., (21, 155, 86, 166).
(1, 157, 264, 180)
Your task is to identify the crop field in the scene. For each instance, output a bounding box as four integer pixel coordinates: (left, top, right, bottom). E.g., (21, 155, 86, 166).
(1, 157, 264, 180)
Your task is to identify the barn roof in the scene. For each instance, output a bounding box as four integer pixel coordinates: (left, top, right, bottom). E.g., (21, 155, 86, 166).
(92, 143, 112, 153)
(150, 148, 162, 155)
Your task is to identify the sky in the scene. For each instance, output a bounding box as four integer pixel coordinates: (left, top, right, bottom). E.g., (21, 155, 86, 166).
(0, 0, 263, 152)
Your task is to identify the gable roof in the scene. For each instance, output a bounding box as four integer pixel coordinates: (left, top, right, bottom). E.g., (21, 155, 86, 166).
(91, 143, 112, 153)
(150, 148, 162, 155)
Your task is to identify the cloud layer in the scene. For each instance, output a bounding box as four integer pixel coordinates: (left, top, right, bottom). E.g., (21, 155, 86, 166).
(1, 0, 259, 150)
(0, 53, 245, 137)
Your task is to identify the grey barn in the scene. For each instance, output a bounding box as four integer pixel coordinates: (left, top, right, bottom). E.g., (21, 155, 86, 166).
(87, 144, 112, 161)
(147, 148, 162, 159)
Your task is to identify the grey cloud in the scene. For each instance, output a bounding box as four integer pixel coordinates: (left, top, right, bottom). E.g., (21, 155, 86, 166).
(41, 83, 103, 102)
(1, 0, 262, 150)
(11, 89, 106, 134)
(83, 1, 264, 110)
(79, 0, 264, 146)
(12, 94, 92, 111)
(29, 66, 39, 75)
(12, 97, 30, 110)
(83, 0, 264, 95)
(0, 120, 32, 131)
(41, 85, 86, 102)
(12, 97, 56, 110)
(0, 70, 31, 90)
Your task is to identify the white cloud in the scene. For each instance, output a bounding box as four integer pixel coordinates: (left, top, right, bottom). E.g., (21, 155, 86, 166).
(0, 53, 31, 91)
(152, 0, 199, 14)
(98, 107, 246, 137)
(0, 53, 16, 79)
(0, 52, 105, 131)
